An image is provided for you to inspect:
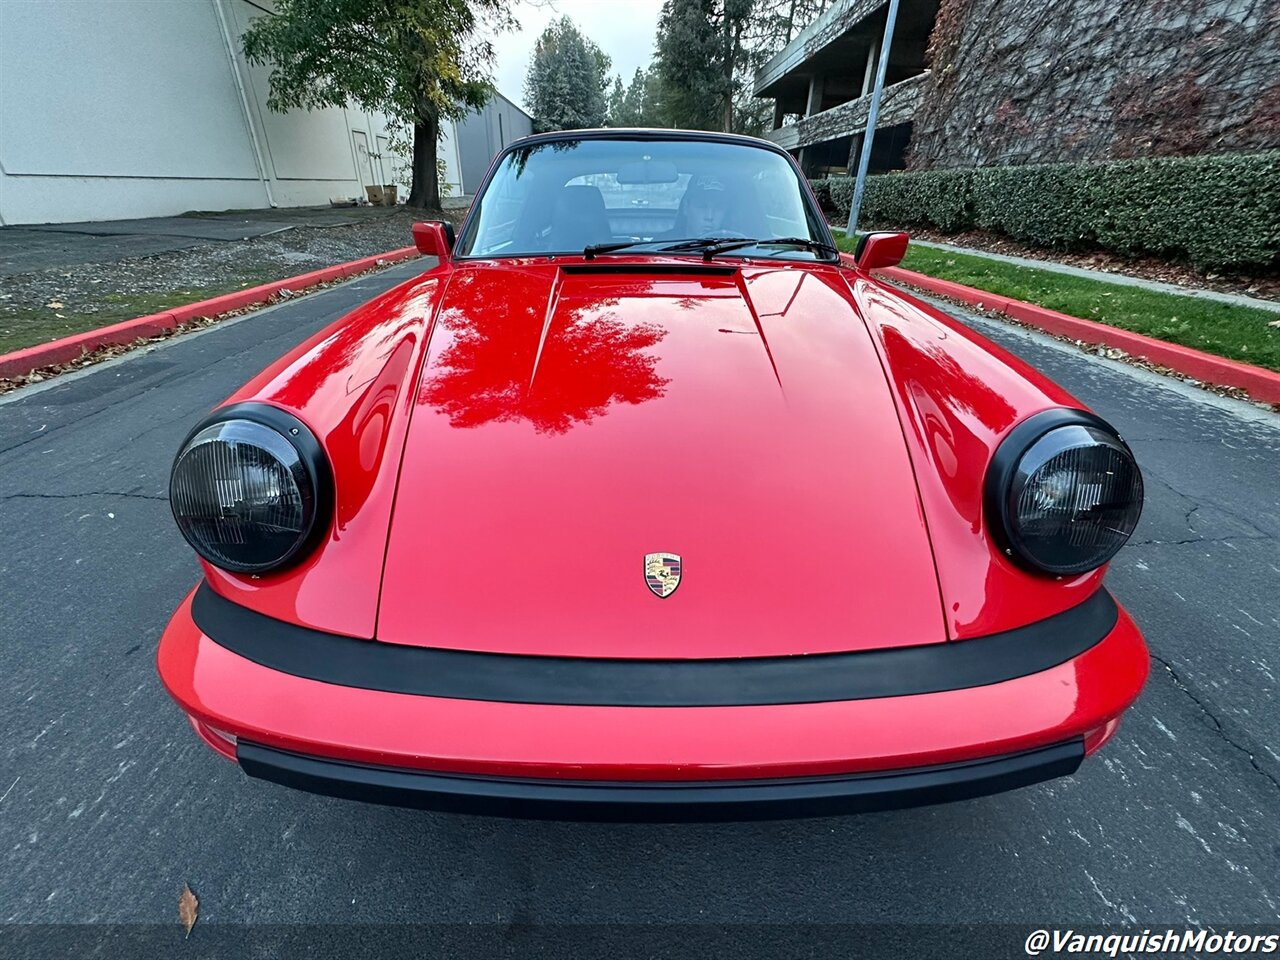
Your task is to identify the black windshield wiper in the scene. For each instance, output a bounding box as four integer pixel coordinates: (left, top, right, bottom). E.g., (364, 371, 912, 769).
(653, 237, 732, 254)
(583, 236, 837, 261)
(582, 239, 667, 259)
(671, 236, 839, 261)
(582, 237, 724, 258)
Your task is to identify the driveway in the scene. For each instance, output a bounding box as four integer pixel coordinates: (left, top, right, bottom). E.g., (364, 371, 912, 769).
(1, 262, 1276, 955)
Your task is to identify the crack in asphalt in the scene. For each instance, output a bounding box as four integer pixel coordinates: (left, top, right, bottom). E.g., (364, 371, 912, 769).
(1139, 472, 1276, 542)
(0, 492, 168, 503)
(0, 329, 299, 460)
(1131, 535, 1272, 546)
(1150, 653, 1280, 796)
(113, 404, 209, 451)
(1142, 471, 1199, 504)
(0, 367, 194, 458)
(0, 429, 69, 460)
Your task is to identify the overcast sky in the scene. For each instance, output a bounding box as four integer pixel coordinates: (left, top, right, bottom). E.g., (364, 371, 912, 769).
(486, 0, 666, 111)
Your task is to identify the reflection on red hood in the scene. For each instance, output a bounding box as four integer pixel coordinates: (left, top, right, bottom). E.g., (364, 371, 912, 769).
(377, 260, 945, 658)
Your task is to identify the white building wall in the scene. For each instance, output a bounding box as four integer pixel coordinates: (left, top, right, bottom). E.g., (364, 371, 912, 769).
(0, 0, 447, 225)
(437, 119, 465, 199)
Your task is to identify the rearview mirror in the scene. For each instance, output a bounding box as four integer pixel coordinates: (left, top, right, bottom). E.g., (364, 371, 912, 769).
(854, 231, 909, 270)
(617, 160, 680, 184)
(412, 221, 455, 260)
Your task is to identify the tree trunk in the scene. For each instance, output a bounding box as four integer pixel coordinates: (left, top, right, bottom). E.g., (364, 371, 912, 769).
(406, 115, 442, 213)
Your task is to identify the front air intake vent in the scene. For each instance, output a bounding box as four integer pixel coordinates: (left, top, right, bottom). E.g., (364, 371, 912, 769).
(560, 263, 738, 277)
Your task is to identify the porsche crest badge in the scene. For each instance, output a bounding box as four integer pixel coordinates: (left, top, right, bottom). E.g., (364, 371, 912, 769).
(644, 552, 682, 598)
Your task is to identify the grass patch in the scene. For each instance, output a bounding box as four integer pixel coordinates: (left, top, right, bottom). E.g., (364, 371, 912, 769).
(837, 235, 1280, 372)
(0, 287, 225, 355)
(0, 307, 88, 355)
(0, 272, 293, 355)
(101, 288, 228, 314)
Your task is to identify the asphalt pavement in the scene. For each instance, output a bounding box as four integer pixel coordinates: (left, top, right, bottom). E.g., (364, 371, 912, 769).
(0, 205, 411, 276)
(1, 199, 473, 278)
(1, 262, 1277, 955)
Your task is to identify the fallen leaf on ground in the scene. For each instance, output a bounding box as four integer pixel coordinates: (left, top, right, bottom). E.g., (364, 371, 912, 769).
(179, 884, 198, 938)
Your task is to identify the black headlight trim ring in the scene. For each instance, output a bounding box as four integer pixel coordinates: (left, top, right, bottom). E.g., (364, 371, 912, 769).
(170, 401, 334, 574)
(984, 407, 1137, 577)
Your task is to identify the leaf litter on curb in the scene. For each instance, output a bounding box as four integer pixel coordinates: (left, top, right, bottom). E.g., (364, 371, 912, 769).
(179, 883, 199, 938)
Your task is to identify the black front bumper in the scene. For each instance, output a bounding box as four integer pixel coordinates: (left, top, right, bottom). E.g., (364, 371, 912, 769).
(237, 739, 1085, 822)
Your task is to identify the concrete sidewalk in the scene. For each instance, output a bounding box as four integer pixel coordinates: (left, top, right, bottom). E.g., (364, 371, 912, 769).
(910, 238, 1280, 314)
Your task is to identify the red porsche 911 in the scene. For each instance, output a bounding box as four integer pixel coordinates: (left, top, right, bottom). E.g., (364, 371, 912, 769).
(157, 130, 1148, 820)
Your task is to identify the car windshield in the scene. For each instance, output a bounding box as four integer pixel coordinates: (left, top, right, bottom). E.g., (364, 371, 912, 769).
(455, 137, 833, 261)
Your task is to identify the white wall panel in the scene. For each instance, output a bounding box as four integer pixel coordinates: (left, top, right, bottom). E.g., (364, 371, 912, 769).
(438, 119, 464, 196)
(0, 175, 268, 225)
(228, 0, 364, 182)
(0, 0, 259, 179)
(0, 0, 484, 223)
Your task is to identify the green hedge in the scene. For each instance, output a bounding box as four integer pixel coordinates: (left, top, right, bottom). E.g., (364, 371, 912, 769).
(811, 152, 1280, 271)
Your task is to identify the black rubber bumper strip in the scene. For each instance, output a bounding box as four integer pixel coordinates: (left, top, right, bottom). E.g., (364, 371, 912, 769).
(191, 582, 1118, 707)
(237, 739, 1085, 821)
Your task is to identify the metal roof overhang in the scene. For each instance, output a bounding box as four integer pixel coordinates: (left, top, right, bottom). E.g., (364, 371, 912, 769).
(753, 0, 889, 101)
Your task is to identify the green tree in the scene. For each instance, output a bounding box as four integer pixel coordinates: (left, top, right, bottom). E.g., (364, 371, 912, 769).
(645, 74, 668, 127)
(608, 68, 663, 127)
(652, 0, 831, 135)
(653, 0, 754, 132)
(524, 17, 612, 132)
(718, 0, 754, 132)
(241, 0, 512, 212)
(607, 76, 628, 126)
(631, 69, 666, 127)
(654, 0, 722, 130)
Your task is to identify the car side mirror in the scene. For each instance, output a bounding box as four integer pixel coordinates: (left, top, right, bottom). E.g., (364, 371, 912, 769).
(412, 221, 455, 260)
(854, 231, 909, 270)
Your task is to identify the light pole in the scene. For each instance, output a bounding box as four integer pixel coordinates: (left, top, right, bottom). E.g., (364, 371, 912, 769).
(845, 0, 900, 238)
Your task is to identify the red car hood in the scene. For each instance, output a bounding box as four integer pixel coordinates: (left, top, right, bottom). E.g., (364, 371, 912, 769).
(377, 260, 945, 658)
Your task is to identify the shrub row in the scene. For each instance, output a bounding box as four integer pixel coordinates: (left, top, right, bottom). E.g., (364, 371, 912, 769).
(811, 152, 1280, 271)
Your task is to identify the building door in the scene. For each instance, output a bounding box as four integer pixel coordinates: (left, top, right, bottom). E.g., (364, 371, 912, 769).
(351, 131, 376, 188)
(375, 135, 391, 185)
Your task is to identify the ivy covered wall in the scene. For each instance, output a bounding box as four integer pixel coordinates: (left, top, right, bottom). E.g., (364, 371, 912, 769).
(907, 0, 1280, 170)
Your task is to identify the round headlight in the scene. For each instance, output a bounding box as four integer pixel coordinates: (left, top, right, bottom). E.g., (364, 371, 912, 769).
(170, 405, 331, 573)
(987, 411, 1143, 576)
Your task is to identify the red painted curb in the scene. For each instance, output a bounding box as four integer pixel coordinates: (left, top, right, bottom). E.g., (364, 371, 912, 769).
(844, 255, 1280, 405)
(0, 245, 420, 380)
